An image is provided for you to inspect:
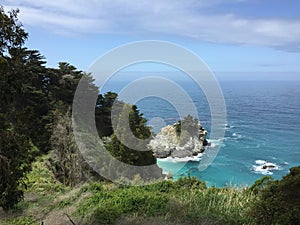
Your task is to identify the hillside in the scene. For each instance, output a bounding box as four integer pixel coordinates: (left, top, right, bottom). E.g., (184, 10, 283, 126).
(1, 156, 255, 225)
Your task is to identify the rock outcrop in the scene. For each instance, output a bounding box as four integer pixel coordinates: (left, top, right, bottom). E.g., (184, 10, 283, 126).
(261, 163, 278, 170)
(148, 121, 208, 158)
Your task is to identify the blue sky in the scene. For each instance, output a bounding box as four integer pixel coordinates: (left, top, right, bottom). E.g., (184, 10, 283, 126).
(2, 0, 300, 80)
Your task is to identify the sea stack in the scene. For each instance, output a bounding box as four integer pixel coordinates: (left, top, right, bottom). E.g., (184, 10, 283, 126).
(148, 116, 208, 159)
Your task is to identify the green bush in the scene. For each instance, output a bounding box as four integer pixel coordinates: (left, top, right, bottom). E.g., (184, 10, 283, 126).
(25, 157, 67, 196)
(0, 117, 33, 211)
(249, 176, 274, 194)
(250, 166, 300, 225)
(78, 183, 169, 224)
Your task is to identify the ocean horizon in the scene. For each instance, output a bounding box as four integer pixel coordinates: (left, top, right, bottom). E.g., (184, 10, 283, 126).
(102, 79, 300, 187)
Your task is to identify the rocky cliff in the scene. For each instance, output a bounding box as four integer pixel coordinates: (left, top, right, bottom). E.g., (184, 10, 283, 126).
(148, 120, 208, 158)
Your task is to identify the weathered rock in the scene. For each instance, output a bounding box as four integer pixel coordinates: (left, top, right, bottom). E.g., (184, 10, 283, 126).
(262, 163, 277, 170)
(171, 149, 191, 158)
(148, 123, 207, 159)
(155, 148, 171, 158)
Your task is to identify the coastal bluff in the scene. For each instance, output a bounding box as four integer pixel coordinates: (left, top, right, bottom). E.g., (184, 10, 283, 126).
(148, 117, 208, 159)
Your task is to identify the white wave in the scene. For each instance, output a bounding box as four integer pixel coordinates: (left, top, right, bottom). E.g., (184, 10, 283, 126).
(232, 133, 244, 139)
(253, 166, 274, 175)
(252, 160, 279, 175)
(157, 153, 203, 163)
(255, 160, 267, 165)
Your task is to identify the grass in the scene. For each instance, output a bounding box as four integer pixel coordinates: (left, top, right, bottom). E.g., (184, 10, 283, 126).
(173, 186, 255, 224)
(3, 216, 39, 225)
(24, 156, 69, 196)
(1, 157, 257, 225)
(74, 178, 255, 225)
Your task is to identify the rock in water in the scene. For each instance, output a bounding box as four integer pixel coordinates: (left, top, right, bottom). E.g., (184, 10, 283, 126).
(148, 120, 208, 159)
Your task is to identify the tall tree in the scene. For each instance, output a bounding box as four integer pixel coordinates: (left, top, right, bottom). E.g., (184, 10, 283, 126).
(0, 6, 33, 211)
(0, 114, 34, 211)
(95, 92, 118, 137)
(49, 108, 91, 187)
(0, 6, 27, 56)
(108, 103, 155, 166)
(5, 47, 52, 151)
(48, 62, 83, 104)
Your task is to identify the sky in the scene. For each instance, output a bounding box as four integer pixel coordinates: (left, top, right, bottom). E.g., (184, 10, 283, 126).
(2, 0, 300, 80)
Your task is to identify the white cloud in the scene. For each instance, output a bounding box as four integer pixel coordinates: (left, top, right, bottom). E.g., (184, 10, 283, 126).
(3, 0, 300, 50)
(14, 6, 111, 34)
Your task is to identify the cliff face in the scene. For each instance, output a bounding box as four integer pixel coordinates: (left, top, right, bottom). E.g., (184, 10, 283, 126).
(148, 123, 208, 158)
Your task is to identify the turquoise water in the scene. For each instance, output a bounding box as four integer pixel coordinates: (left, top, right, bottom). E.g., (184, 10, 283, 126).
(103, 80, 300, 187)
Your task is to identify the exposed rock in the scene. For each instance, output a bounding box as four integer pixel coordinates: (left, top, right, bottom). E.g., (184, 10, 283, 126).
(148, 121, 207, 159)
(262, 163, 277, 170)
(171, 149, 190, 158)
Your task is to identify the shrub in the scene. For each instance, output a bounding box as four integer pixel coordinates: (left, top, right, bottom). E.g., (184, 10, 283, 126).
(78, 184, 169, 224)
(250, 166, 300, 225)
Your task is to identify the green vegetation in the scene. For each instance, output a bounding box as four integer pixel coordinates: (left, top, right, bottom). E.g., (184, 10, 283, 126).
(0, 5, 156, 210)
(1, 159, 256, 225)
(1, 5, 300, 225)
(174, 115, 208, 146)
(174, 115, 200, 137)
(3, 216, 38, 225)
(25, 157, 68, 196)
(250, 166, 300, 225)
(5, 158, 300, 225)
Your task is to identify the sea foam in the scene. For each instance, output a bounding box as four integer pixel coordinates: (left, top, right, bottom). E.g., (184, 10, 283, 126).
(157, 153, 203, 163)
(252, 160, 279, 175)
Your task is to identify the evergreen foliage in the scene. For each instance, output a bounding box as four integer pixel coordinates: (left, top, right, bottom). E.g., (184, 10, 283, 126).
(0, 115, 33, 211)
(0, 5, 157, 209)
(250, 166, 300, 225)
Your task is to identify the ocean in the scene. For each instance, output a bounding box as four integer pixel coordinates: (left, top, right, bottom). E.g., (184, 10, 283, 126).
(101, 78, 300, 187)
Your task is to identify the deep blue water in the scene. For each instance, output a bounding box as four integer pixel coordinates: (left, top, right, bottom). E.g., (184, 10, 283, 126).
(102, 79, 300, 187)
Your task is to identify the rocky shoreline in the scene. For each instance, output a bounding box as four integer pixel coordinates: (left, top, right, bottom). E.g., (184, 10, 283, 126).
(148, 119, 208, 159)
